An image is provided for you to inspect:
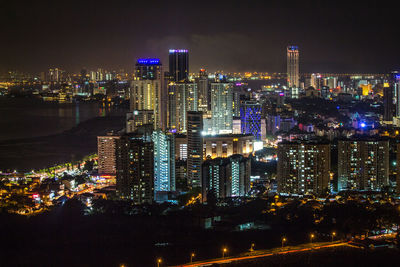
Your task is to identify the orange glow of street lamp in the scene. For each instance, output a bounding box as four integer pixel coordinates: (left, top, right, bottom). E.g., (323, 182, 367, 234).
(222, 247, 228, 258)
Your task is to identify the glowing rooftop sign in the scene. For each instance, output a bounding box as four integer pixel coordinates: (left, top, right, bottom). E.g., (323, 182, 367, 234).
(169, 49, 188, 53)
(288, 45, 299, 51)
(136, 58, 160, 65)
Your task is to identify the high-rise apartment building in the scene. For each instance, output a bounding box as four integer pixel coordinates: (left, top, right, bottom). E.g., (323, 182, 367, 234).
(152, 130, 175, 201)
(287, 46, 299, 88)
(169, 49, 189, 82)
(130, 58, 164, 129)
(135, 58, 163, 80)
(240, 101, 262, 140)
(167, 82, 198, 132)
(338, 139, 389, 191)
(383, 82, 394, 122)
(202, 155, 251, 202)
(126, 110, 154, 133)
(211, 83, 233, 134)
(277, 141, 330, 195)
(391, 71, 400, 118)
(187, 111, 203, 188)
(115, 135, 154, 204)
(197, 69, 209, 112)
(97, 133, 120, 175)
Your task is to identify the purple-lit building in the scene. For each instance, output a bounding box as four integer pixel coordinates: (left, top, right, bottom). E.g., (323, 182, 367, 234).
(240, 101, 262, 140)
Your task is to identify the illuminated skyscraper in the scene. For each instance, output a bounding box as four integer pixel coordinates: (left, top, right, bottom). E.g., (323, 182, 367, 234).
(287, 45, 299, 88)
(187, 111, 203, 188)
(167, 82, 198, 133)
(338, 139, 389, 191)
(197, 69, 209, 112)
(126, 110, 154, 133)
(135, 58, 163, 80)
(383, 82, 394, 122)
(240, 101, 262, 140)
(211, 83, 233, 134)
(391, 71, 400, 117)
(169, 49, 189, 82)
(277, 141, 330, 195)
(130, 58, 164, 129)
(116, 135, 154, 204)
(152, 130, 175, 201)
(97, 133, 120, 175)
(202, 155, 251, 202)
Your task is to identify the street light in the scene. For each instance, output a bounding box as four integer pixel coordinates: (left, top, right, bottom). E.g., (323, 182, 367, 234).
(331, 231, 336, 242)
(222, 247, 227, 258)
(250, 243, 255, 251)
(310, 233, 315, 243)
(157, 258, 162, 267)
(190, 253, 195, 263)
(282, 237, 287, 247)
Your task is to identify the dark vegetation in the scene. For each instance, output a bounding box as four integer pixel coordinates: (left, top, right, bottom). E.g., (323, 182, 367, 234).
(1, 197, 399, 266)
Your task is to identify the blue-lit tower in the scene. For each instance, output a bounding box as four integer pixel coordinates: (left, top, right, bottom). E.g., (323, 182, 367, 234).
(152, 130, 175, 201)
(135, 58, 162, 80)
(240, 101, 262, 140)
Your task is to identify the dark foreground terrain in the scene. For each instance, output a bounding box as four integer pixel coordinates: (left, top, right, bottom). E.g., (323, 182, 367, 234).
(1, 203, 399, 267)
(229, 246, 399, 267)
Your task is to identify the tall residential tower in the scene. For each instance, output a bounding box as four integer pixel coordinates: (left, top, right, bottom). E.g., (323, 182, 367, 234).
(169, 49, 189, 82)
(287, 45, 299, 88)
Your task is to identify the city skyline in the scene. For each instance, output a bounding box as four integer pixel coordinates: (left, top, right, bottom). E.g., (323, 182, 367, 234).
(2, 2, 400, 266)
(2, 1, 400, 74)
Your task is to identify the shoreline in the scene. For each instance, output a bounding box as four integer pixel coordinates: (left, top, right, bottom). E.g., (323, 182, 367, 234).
(0, 114, 125, 172)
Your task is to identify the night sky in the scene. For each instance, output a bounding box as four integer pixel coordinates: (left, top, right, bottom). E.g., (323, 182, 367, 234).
(1, 1, 400, 74)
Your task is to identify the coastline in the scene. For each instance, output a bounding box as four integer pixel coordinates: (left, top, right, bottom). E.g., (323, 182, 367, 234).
(0, 114, 125, 172)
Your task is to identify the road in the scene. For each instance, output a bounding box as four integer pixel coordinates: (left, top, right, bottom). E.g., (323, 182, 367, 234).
(172, 241, 358, 267)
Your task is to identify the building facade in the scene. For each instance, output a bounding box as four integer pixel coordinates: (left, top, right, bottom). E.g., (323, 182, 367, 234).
(115, 135, 154, 204)
(97, 133, 120, 175)
(211, 82, 233, 134)
(168, 82, 198, 133)
(240, 101, 262, 140)
(287, 45, 299, 88)
(187, 111, 203, 188)
(169, 49, 189, 82)
(338, 139, 389, 191)
(152, 130, 175, 201)
(202, 155, 251, 202)
(203, 134, 254, 159)
(277, 141, 330, 195)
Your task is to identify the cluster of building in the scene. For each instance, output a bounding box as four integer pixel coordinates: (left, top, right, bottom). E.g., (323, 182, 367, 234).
(94, 46, 400, 204)
(98, 49, 258, 204)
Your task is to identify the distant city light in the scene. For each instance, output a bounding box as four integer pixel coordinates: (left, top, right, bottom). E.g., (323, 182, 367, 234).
(253, 141, 263, 151)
